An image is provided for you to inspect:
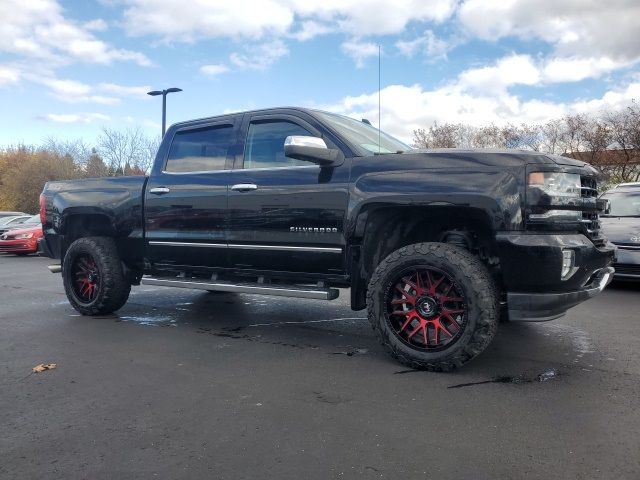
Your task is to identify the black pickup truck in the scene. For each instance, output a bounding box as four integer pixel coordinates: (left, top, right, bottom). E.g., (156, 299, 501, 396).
(39, 107, 615, 370)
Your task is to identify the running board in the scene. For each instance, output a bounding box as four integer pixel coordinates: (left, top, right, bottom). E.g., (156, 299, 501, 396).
(140, 277, 339, 300)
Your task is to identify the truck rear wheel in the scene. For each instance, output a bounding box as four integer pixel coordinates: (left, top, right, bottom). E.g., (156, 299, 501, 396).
(367, 242, 498, 371)
(62, 237, 131, 315)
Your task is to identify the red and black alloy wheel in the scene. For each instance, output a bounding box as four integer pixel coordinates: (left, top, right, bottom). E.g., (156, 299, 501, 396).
(71, 254, 100, 304)
(385, 267, 467, 351)
(62, 237, 131, 315)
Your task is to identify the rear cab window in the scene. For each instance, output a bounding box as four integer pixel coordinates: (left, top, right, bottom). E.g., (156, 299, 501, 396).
(165, 124, 234, 173)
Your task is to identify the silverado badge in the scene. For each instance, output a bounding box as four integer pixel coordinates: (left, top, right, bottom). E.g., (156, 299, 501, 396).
(290, 227, 338, 233)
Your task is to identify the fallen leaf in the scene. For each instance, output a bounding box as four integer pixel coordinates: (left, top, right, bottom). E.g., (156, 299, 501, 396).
(32, 363, 57, 373)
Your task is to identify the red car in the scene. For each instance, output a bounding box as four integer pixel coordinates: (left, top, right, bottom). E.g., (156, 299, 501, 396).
(0, 215, 43, 255)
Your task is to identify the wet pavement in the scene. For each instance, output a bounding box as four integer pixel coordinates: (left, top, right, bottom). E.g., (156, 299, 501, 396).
(1, 255, 639, 479)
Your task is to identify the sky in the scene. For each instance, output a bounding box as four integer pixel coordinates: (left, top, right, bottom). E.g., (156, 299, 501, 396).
(0, 0, 639, 146)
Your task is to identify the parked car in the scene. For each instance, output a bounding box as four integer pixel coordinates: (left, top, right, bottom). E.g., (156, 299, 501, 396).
(39, 107, 614, 371)
(0, 215, 43, 255)
(0, 215, 32, 235)
(0, 211, 28, 219)
(600, 182, 640, 280)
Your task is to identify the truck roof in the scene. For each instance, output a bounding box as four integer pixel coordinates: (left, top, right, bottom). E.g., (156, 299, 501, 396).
(169, 106, 321, 130)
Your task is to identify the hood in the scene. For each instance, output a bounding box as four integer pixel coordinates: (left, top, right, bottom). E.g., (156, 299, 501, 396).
(1, 224, 43, 238)
(546, 154, 589, 168)
(395, 148, 553, 169)
(600, 216, 640, 246)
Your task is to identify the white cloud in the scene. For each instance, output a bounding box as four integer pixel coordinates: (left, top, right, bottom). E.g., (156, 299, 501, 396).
(0, 0, 150, 66)
(396, 30, 452, 61)
(287, 0, 458, 36)
(570, 82, 640, 115)
(542, 57, 627, 83)
(121, 0, 458, 40)
(450, 53, 628, 96)
(340, 40, 379, 68)
(230, 40, 289, 70)
(324, 79, 640, 143)
(42, 112, 111, 124)
(30, 76, 151, 104)
(200, 64, 230, 77)
(289, 20, 334, 41)
(0, 66, 21, 86)
(84, 19, 108, 32)
(123, 0, 293, 41)
(458, 0, 640, 64)
(97, 83, 152, 97)
(457, 54, 541, 94)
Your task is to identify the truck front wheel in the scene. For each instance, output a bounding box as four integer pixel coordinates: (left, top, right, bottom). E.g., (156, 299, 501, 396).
(62, 237, 131, 315)
(367, 242, 498, 371)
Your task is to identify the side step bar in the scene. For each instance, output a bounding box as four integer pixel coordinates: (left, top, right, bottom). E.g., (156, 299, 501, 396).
(140, 277, 339, 300)
(48, 265, 62, 273)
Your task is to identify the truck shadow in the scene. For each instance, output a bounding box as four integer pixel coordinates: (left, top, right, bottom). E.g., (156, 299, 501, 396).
(115, 288, 595, 379)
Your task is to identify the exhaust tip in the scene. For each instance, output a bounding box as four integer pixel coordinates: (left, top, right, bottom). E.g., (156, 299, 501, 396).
(47, 265, 62, 274)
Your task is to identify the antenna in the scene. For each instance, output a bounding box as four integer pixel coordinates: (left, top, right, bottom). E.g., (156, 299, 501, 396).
(378, 43, 381, 154)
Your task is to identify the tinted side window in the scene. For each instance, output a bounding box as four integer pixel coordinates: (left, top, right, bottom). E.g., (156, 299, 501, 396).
(244, 121, 312, 169)
(165, 125, 233, 173)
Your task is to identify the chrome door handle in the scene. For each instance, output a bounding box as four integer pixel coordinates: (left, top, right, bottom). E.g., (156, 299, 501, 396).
(149, 187, 170, 195)
(231, 183, 258, 192)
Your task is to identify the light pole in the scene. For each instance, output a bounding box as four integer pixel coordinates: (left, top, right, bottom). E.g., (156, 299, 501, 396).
(147, 87, 182, 136)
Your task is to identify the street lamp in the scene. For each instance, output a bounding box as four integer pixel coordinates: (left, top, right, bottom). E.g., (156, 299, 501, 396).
(147, 87, 182, 136)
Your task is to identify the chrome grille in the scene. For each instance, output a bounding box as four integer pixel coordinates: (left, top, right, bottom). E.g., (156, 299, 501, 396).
(580, 175, 606, 247)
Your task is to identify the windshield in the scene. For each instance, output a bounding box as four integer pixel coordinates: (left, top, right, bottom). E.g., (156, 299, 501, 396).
(0, 216, 20, 226)
(23, 214, 42, 225)
(313, 111, 410, 155)
(601, 190, 640, 217)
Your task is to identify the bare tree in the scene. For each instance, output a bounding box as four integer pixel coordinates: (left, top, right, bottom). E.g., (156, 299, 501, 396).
(84, 149, 110, 178)
(604, 102, 640, 182)
(98, 127, 147, 175)
(413, 123, 467, 148)
(540, 119, 564, 155)
(471, 124, 504, 148)
(42, 137, 92, 166)
(140, 135, 162, 173)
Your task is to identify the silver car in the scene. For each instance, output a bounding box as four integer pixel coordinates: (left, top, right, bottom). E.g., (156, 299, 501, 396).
(600, 182, 640, 280)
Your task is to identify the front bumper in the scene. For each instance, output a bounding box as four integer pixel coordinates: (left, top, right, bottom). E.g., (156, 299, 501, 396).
(612, 247, 640, 280)
(0, 239, 38, 254)
(507, 267, 614, 321)
(497, 232, 616, 321)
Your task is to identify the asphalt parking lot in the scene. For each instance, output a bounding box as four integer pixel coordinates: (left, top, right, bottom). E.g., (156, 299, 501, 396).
(1, 254, 639, 480)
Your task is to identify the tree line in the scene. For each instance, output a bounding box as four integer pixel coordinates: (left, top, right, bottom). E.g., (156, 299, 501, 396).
(0, 128, 160, 213)
(2, 103, 638, 214)
(413, 101, 640, 185)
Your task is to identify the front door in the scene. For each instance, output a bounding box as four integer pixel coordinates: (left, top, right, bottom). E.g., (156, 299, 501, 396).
(144, 119, 237, 269)
(226, 114, 350, 275)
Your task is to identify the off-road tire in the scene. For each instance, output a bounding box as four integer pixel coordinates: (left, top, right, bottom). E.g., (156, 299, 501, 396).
(367, 242, 499, 371)
(62, 236, 131, 315)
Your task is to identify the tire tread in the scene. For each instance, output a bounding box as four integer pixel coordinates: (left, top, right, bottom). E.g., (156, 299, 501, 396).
(62, 236, 130, 315)
(366, 242, 498, 372)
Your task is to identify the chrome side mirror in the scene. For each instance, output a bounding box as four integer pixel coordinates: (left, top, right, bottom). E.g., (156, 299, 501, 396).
(284, 136, 328, 149)
(284, 135, 344, 166)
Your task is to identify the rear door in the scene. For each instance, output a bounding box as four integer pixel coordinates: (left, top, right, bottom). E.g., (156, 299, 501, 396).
(144, 118, 237, 269)
(226, 113, 350, 275)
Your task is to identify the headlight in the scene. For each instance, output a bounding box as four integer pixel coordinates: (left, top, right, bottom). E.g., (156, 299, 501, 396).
(14, 233, 34, 239)
(527, 172, 582, 221)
